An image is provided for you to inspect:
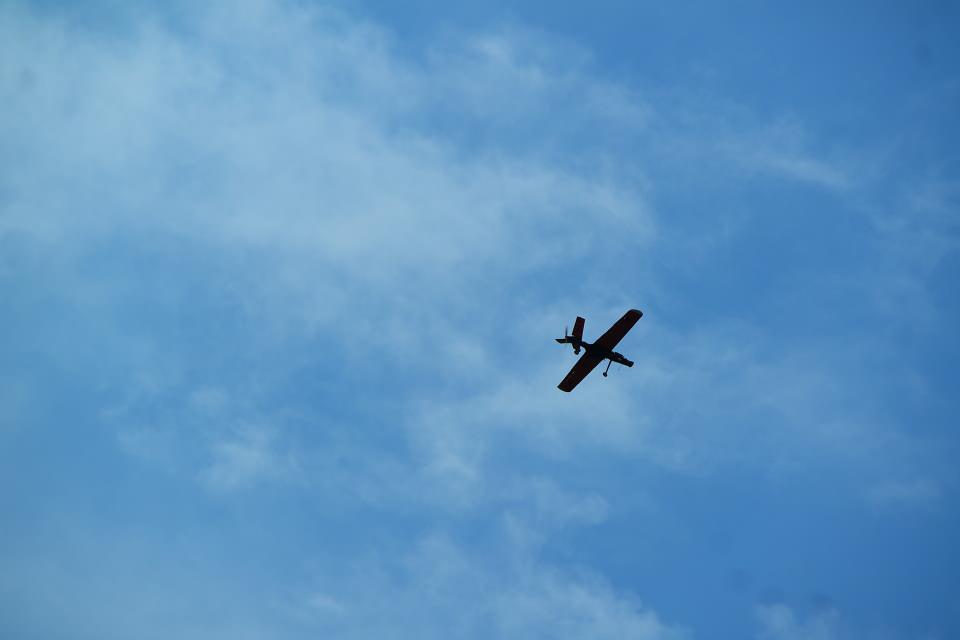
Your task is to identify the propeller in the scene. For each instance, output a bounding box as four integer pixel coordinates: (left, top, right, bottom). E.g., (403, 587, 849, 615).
(556, 325, 578, 355)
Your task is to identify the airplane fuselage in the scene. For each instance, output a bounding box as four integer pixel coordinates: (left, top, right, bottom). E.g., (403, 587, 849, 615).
(561, 337, 634, 367)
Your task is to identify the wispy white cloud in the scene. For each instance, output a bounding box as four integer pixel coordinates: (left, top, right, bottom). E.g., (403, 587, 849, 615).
(755, 604, 843, 640)
(717, 118, 851, 190)
(109, 383, 302, 492)
(0, 0, 654, 374)
(755, 604, 864, 640)
(646, 97, 855, 192)
(290, 530, 688, 640)
(867, 478, 942, 510)
(304, 591, 346, 615)
(201, 423, 299, 492)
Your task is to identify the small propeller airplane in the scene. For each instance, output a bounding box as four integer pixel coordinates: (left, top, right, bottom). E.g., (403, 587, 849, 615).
(555, 309, 643, 392)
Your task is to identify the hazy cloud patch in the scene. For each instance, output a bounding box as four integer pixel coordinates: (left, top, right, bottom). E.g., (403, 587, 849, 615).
(756, 604, 842, 640)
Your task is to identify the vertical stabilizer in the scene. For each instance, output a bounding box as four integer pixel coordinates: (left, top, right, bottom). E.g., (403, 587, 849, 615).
(572, 316, 585, 341)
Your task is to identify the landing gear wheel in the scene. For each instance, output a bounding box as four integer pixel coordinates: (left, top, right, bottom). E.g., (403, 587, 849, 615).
(602, 360, 613, 377)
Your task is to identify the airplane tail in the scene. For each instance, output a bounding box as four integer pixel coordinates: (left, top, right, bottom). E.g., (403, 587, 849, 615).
(571, 316, 585, 341)
(556, 316, 586, 354)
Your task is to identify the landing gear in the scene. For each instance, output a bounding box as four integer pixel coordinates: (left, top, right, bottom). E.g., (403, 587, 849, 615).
(602, 359, 612, 377)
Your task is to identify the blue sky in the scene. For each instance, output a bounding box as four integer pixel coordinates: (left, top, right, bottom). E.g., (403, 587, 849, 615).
(2, 1, 958, 638)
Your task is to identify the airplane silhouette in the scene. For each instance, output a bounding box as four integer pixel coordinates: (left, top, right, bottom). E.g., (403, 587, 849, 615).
(555, 309, 643, 392)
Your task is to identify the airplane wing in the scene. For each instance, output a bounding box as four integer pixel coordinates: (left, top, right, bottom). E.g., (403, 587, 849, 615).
(557, 353, 605, 392)
(594, 309, 643, 350)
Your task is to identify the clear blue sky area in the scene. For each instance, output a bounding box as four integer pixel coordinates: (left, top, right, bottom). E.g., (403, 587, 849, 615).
(2, 1, 958, 638)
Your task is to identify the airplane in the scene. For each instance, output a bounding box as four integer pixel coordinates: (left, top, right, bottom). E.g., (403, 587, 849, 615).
(555, 309, 643, 392)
